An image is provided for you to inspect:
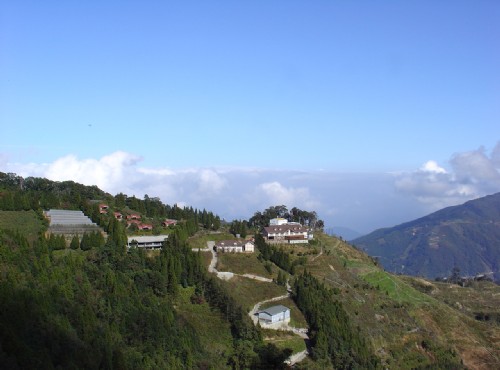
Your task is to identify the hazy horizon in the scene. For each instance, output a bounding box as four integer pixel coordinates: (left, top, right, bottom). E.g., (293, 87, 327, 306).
(3, 143, 500, 234)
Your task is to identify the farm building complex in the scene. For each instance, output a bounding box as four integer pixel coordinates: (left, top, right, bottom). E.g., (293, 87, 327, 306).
(45, 209, 103, 235)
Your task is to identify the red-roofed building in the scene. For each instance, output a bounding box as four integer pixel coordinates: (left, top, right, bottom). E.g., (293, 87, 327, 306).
(161, 219, 178, 227)
(127, 219, 141, 227)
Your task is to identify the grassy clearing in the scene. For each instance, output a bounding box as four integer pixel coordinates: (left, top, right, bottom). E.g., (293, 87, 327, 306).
(403, 277, 500, 321)
(411, 304, 500, 368)
(361, 270, 434, 306)
(316, 232, 371, 262)
(0, 210, 45, 241)
(188, 232, 235, 249)
(197, 250, 213, 269)
(221, 276, 287, 311)
(261, 329, 306, 354)
(217, 252, 273, 277)
(176, 286, 233, 366)
(344, 259, 375, 269)
(276, 243, 319, 255)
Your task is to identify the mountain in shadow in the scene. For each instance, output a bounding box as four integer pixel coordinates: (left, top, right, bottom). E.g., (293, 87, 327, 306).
(352, 192, 500, 282)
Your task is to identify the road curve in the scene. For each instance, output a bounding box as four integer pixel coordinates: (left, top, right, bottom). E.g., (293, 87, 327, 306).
(206, 241, 310, 364)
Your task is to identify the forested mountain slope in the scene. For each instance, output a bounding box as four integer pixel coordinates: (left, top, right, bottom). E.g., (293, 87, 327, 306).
(353, 193, 500, 281)
(1, 172, 498, 369)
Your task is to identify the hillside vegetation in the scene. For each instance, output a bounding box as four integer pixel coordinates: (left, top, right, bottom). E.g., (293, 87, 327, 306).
(1, 172, 499, 369)
(201, 231, 499, 369)
(0, 210, 45, 241)
(0, 173, 288, 368)
(353, 192, 500, 281)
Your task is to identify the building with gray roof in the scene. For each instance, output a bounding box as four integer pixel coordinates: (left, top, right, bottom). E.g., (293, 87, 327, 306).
(257, 305, 291, 324)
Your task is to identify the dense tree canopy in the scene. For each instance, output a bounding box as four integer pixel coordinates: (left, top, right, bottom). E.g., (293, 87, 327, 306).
(229, 219, 247, 238)
(0, 172, 292, 369)
(248, 205, 324, 230)
(254, 234, 306, 275)
(0, 220, 293, 369)
(293, 272, 379, 369)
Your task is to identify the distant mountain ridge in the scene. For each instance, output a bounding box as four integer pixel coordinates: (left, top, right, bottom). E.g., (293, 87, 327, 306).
(352, 193, 500, 282)
(326, 226, 362, 241)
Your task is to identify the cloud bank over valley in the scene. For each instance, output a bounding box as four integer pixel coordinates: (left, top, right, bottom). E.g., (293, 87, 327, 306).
(395, 143, 500, 210)
(3, 143, 500, 234)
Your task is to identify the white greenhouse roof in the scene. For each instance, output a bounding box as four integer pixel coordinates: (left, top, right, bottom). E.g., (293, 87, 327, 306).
(46, 209, 95, 226)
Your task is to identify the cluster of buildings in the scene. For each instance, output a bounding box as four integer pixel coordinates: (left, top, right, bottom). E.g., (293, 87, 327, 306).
(98, 203, 177, 232)
(95, 203, 178, 250)
(45, 204, 297, 329)
(213, 217, 313, 254)
(126, 216, 313, 252)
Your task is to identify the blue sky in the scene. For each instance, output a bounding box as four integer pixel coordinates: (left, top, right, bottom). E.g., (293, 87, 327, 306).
(1, 1, 499, 234)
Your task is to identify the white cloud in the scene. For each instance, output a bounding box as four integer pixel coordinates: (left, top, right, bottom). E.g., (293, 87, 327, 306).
(395, 143, 500, 209)
(3, 144, 499, 234)
(197, 169, 227, 196)
(257, 181, 319, 210)
(420, 160, 447, 174)
(492, 143, 500, 167)
(43, 151, 142, 194)
(2, 151, 230, 206)
(137, 167, 176, 176)
(450, 145, 500, 184)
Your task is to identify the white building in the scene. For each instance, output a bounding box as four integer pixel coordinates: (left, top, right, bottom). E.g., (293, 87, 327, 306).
(215, 240, 254, 253)
(269, 217, 288, 226)
(127, 235, 168, 249)
(257, 305, 291, 324)
(263, 224, 310, 244)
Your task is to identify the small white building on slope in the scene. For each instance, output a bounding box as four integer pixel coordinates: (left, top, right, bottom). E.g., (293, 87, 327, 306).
(214, 240, 254, 253)
(257, 305, 291, 325)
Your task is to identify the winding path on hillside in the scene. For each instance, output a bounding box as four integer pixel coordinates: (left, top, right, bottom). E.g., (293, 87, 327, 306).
(206, 241, 310, 365)
(311, 245, 323, 261)
(207, 242, 216, 272)
(285, 349, 309, 366)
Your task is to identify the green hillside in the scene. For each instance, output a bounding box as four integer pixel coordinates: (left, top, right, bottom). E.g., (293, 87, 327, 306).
(353, 192, 500, 281)
(204, 232, 499, 369)
(0, 210, 45, 241)
(1, 172, 499, 369)
(305, 234, 499, 369)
